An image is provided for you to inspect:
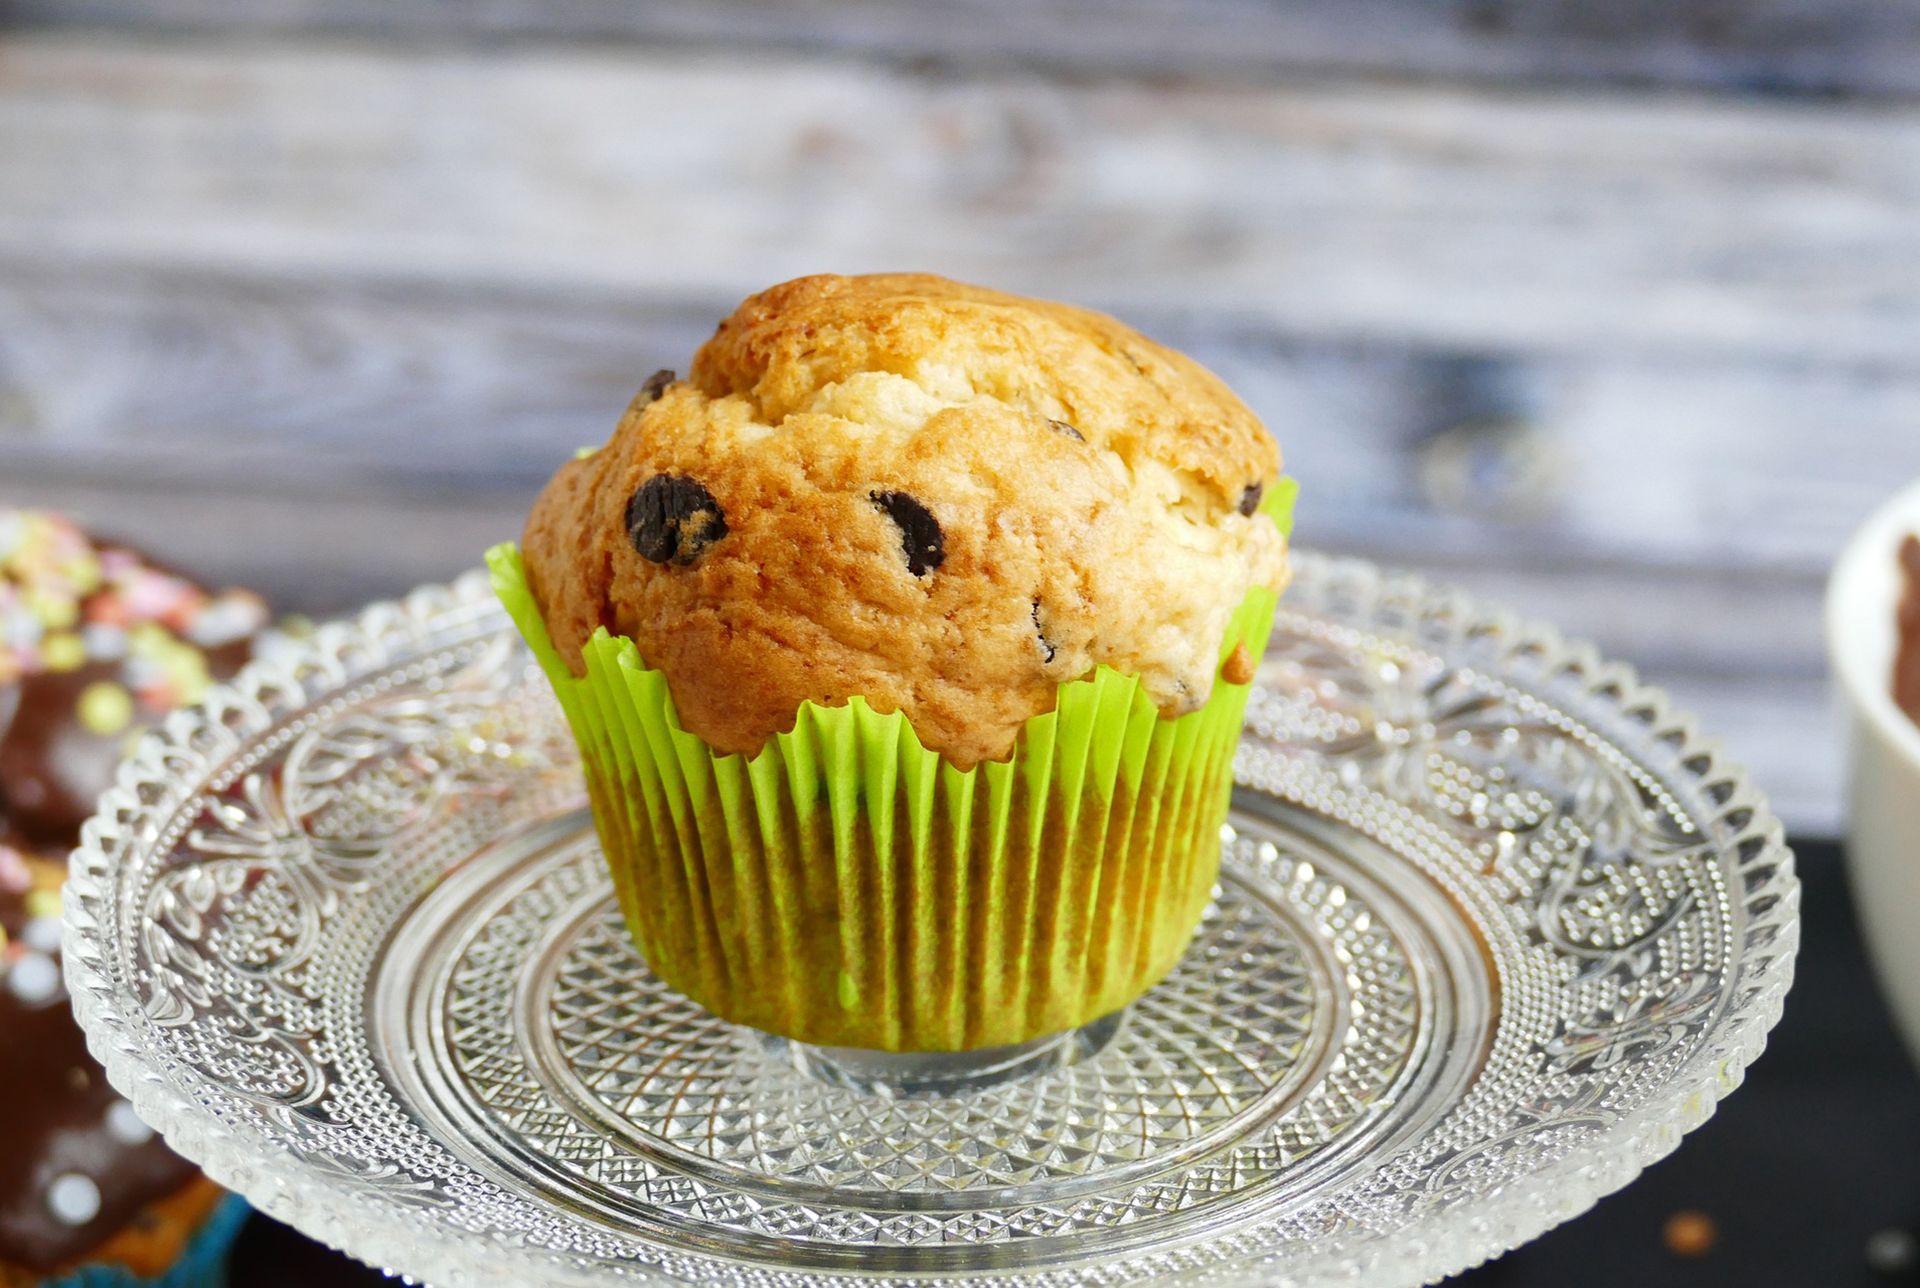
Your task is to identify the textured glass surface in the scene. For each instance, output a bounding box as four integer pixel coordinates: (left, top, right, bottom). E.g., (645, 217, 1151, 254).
(64, 554, 1799, 1287)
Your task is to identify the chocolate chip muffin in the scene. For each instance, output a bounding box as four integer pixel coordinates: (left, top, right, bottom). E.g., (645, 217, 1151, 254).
(522, 272, 1289, 768)
(493, 273, 1294, 1052)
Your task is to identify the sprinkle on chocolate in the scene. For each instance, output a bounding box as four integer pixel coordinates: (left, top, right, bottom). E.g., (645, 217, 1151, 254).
(8, 952, 58, 1004)
(105, 1101, 154, 1146)
(46, 1174, 101, 1227)
(625, 475, 729, 567)
(2, 510, 268, 845)
(1238, 483, 1264, 517)
(0, 511, 265, 711)
(870, 491, 945, 578)
(76, 681, 132, 737)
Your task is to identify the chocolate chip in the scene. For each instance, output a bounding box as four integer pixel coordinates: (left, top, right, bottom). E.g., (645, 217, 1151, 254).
(1047, 419, 1084, 442)
(1238, 483, 1264, 517)
(626, 474, 728, 566)
(870, 490, 945, 577)
(639, 369, 676, 404)
(1032, 601, 1057, 663)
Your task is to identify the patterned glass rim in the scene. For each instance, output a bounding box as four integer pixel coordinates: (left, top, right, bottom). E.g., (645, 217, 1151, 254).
(61, 551, 1800, 1287)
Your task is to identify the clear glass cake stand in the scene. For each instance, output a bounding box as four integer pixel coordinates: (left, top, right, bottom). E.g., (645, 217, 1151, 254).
(64, 552, 1798, 1287)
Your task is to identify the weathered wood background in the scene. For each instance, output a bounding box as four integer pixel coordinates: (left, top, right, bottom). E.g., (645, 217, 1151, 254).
(6, 3, 1920, 833)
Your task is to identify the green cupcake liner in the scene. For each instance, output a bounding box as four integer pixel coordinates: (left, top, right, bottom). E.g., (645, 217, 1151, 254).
(490, 544, 1277, 1052)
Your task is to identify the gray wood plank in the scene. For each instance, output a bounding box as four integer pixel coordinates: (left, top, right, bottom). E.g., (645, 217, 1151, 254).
(4, 264, 1914, 580)
(4, 35, 1920, 368)
(6, 264, 1903, 692)
(12, 0, 1920, 100)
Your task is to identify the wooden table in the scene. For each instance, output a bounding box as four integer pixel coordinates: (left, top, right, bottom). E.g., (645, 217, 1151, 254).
(8, 1, 1920, 833)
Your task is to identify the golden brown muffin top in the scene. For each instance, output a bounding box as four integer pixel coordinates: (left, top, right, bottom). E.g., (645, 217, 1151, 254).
(522, 273, 1288, 767)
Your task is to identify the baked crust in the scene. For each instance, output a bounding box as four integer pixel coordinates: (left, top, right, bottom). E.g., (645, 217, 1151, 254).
(523, 273, 1287, 767)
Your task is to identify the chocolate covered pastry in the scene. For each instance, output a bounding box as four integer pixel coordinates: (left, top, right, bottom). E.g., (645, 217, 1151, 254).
(0, 509, 265, 1284)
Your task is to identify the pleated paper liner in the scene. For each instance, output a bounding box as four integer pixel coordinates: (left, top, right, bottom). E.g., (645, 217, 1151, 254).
(490, 545, 1278, 1052)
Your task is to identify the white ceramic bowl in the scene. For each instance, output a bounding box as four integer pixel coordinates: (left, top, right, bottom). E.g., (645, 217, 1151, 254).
(1827, 477, 1920, 1064)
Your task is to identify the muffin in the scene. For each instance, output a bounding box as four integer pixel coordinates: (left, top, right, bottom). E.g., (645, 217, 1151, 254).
(493, 273, 1294, 1052)
(0, 510, 265, 1286)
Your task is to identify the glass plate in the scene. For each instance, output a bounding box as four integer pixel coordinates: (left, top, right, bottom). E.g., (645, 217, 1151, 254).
(64, 553, 1798, 1287)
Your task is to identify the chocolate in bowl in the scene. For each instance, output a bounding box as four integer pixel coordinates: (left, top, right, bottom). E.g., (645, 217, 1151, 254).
(1829, 481, 1920, 1074)
(1896, 534, 1920, 727)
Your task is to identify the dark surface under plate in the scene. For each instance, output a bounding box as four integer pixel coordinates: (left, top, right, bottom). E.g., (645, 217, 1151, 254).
(227, 840, 1917, 1288)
